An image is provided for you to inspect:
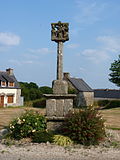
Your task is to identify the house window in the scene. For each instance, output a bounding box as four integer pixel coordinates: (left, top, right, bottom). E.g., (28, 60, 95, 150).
(7, 95, 14, 103)
(1, 81, 6, 87)
(9, 82, 14, 87)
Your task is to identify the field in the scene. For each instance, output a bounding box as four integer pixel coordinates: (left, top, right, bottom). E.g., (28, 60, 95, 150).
(101, 108, 120, 129)
(0, 107, 120, 130)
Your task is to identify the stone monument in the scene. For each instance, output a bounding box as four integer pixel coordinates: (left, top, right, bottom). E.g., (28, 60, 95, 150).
(44, 21, 76, 130)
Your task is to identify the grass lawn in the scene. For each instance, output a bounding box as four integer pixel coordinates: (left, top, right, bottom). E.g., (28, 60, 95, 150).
(101, 108, 120, 130)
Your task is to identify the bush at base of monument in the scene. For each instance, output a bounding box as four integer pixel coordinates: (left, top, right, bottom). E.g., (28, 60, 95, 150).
(53, 135, 73, 147)
(8, 110, 46, 140)
(62, 108, 106, 146)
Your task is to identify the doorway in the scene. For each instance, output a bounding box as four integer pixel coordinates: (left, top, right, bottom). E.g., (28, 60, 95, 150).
(0, 96, 4, 107)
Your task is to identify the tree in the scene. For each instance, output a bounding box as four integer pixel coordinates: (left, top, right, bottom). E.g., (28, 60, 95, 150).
(109, 55, 120, 87)
(19, 82, 53, 101)
(39, 86, 53, 94)
(19, 82, 42, 101)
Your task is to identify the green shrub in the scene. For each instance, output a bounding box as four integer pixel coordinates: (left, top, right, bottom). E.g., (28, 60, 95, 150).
(24, 101, 33, 107)
(97, 100, 110, 107)
(9, 110, 46, 140)
(32, 131, 53, 143)
(96, 100, 120, 109)
(68, 88, 77, 94)
(32, 98, 46, 108)
(53, 135, 73, 147)
(105, 100, 120, 109)
(62, 108, 106, 146)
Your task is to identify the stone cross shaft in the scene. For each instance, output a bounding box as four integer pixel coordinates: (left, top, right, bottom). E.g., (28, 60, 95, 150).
(51, 21, 69, 81)
(57, 42, 63, 80)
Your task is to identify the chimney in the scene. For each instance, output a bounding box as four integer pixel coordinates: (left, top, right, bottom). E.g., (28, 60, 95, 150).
(63, 72, 70, 80)
(6, 68, 13, 75)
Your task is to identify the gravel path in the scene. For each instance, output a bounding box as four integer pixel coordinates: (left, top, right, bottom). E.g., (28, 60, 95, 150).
(0, 143, 120, 160)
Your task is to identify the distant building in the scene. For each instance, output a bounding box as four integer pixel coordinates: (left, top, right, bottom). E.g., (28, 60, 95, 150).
(0, 68, 23, 107)
(63, 73, 94, 106)
(94, 89, 120, 100)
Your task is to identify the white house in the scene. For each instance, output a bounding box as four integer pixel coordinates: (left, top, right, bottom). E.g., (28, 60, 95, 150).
(0, 68, 23, 107)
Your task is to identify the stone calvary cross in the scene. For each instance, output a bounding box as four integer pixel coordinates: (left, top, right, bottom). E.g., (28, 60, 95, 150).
(51, 21, 69, 81)
(45, 21, 76, 130)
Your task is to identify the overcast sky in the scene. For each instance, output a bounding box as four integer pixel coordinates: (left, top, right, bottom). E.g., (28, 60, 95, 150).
(0, 0, 120, 89)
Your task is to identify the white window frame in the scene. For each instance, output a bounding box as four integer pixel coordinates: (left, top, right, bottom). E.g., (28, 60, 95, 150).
(8, 82, 14, 87)
(1, 81, 6, 87)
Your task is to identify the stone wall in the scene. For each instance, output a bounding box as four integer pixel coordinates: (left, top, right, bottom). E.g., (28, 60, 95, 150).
(76, 92, 94, 107)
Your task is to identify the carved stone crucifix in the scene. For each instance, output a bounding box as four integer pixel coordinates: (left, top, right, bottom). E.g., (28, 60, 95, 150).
(51, 21, 69, 81)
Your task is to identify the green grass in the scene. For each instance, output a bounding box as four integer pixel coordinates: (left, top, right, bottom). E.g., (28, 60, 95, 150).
(106, 127, 120, 130)
(101, 108, 120, 129)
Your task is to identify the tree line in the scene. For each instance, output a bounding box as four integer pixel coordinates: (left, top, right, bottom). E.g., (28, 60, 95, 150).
(19, 82, 52, 101)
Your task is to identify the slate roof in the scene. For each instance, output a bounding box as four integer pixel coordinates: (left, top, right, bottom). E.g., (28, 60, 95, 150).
(0, 71, 20, 89)
(68, 78, 93, 92)
(94, 89, 120, 99)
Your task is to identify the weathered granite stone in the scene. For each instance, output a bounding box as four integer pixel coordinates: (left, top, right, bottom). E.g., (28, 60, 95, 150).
(0, 129, 8, 140)
(52, 80, 68, 94)
(47, 121, 63, 131)
(64, 99, 73, 116)
(57, 42, 63, 80)
(56, 99, 64, 117)
(45, 94, 76, 118)
(51, 21, 69, 42)
(46, 99, 56, 117)
(46, 117, 65, 131)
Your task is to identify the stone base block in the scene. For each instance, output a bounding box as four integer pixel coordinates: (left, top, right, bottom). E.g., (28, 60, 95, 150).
(46, 117, 65, 131)
(46, 97, 73, 117)
(52, 80, 68, 94)
(44, 94, 76, 132)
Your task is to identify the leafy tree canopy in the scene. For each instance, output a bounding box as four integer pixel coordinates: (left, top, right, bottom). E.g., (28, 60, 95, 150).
(19, 82, 52, 101)
(109, 55, 120, 87)
(39, 86, 53, 94)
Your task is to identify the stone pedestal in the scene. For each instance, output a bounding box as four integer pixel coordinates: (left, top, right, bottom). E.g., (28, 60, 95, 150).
(44, 94, 76, 131)
(45, 94, 75, 117)
(46, 117, 64, 131)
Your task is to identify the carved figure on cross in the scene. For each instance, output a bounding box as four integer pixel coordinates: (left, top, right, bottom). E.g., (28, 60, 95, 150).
(51, 21, 69, 42)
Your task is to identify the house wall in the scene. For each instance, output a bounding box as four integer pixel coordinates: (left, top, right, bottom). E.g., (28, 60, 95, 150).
(75, 92, 94, 107)
(16, 89, 24, 106)
(65, 79, 94, 107)
(0, 88, 22, 107)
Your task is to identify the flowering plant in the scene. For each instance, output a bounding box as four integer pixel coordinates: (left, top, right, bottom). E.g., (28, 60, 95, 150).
(9, 110, 46, 139)
(62, 108, 106, 145)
